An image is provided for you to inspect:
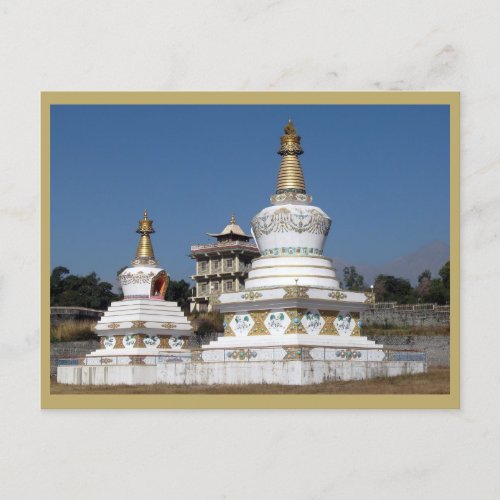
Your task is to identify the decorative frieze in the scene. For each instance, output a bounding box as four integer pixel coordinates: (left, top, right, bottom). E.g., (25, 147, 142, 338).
(334, 349, 362, 361)
(119, 270, 155, 286)
(270, 192, 312, 205)
(161, 322, 177, 329)
(286, 309, 306, 334)
(283, 286, 310, 299)
(251, 207, 331, 237)
(221, 309, 364, 338)
(229, 313, 255, 337)
(248, 310, 270, 336)
(132, 320, 146, 328)
(283, 347, 312, 361)
(264, 311, 291, 336)
(241, 291, 263, 301)
(168, 337, 185, 349)
(261, 247, 323, 257)
(226, 349, 258, 361)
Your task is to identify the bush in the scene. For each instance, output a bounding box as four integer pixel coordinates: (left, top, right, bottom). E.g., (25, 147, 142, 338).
(189, 312, 224, 337)
(50, 320, 99, 342)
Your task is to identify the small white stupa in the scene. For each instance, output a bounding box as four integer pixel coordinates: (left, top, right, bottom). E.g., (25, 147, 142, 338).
(85, 210, 193, 363)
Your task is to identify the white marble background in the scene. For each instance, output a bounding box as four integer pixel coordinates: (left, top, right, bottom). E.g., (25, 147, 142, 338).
(1, 1, 499, 498)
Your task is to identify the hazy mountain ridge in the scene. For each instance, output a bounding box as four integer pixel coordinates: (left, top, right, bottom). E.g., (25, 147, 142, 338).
(333, 241, 450, 286)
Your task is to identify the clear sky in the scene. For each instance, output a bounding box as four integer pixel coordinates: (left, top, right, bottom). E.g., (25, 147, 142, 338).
(50, 104, 450, 285)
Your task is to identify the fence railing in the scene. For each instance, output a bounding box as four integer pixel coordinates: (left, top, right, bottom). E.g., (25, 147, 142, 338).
(369, 302, 450, 313)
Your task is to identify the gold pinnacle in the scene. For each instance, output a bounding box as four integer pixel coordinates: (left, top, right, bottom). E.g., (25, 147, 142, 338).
(135, 209, 155, 260)
(276, 120, 306, 194)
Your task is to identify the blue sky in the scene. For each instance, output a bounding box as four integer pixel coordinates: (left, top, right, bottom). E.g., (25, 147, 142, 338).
(50, 104, 450, 285)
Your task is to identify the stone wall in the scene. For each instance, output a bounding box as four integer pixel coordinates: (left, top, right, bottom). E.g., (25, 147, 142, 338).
(366, 335, 450, 366)
(50, 340, 99, 376)
(51, 307, 104, 325)
(361, 303, 450, 328)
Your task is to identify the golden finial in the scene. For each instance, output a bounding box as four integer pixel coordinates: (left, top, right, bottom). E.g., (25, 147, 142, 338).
(230, 213, 236, 224)
(134, 209, 156, 265)
(284, 119, 297, 136)
(276, 120, 306, 194)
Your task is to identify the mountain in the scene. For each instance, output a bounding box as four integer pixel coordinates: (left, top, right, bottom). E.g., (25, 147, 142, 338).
(333, 240, 450, 286)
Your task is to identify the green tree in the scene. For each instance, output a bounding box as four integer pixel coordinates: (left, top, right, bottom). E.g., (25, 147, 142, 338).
(342, 266, 365, 291)
(50, 267, 118, 309)
(427, 279, 448, 305)
(439, 261, 450, 291)
(373, 274, 414, 304)
(415, 261, 449, 305)
(50, 266, 70, 305)
(416, 269, 432, 299)
(165, 279, 193, 311)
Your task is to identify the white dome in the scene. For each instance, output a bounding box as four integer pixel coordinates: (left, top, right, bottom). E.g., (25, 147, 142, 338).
(118, 266, 169, 300)
(251, 203, 331, 257)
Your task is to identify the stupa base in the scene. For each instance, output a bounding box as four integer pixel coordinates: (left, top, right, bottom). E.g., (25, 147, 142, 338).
(157, 358, 426, 385)
(57, 350, 426, 386)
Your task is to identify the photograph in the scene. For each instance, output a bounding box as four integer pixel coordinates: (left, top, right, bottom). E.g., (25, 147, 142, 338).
(42, 92, 459, 409)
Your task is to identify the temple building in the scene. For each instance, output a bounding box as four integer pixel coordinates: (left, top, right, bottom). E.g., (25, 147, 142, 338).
(189, 214, 260, 312)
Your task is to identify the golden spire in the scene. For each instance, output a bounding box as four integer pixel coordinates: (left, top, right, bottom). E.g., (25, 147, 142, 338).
(230, 212, 236, 224)
(133, 209, 157, 266)
(276, 119, 306, 194)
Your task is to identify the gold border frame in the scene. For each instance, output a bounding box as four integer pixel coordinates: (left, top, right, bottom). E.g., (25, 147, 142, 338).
(41, 91, 459, 409)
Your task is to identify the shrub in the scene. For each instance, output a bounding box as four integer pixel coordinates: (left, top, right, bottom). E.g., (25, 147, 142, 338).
(50, 320, 99, 342)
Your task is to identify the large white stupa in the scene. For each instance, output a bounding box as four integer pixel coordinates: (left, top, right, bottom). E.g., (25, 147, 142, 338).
(202, 121, 377, 353)
(176, 121, 426, 384)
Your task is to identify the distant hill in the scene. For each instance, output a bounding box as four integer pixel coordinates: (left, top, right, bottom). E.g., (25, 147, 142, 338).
(333, 240, 450, 286)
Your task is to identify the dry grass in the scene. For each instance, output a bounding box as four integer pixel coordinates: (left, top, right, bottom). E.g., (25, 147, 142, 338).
(363, 325, 450, 336)
(50, 320, 98, 342)
(51, 367, 449, 395)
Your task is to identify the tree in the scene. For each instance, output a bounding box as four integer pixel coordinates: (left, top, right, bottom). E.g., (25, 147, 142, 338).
(415, 261, 449, 305)
(50, 266, 70, 305)
(373, 274, 414, 304)
(342, 266, 365, 291)
(165, 279, 193, 311)
(439, 261, 450, 291)
(427, 279, 448, 305)
(50, 267, 118, 309)
(416, 269, 432, 299)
